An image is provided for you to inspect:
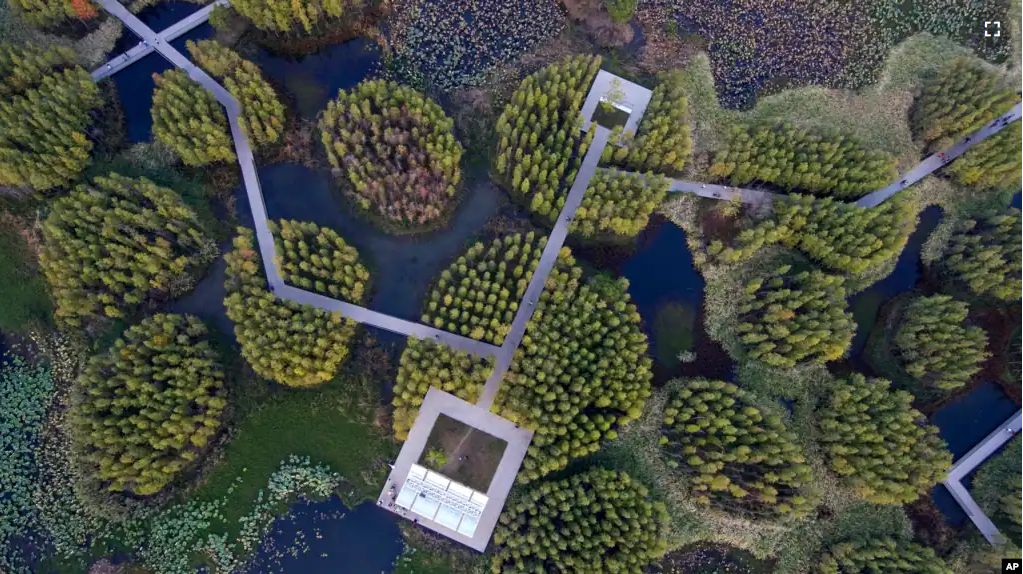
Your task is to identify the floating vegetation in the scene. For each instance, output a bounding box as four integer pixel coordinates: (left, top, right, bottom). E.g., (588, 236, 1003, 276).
(648, 0, 1012, 108)
(387, 0, 566, 92)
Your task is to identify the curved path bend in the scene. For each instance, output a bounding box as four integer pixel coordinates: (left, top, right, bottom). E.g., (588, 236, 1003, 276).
(93, 0, 500, 359)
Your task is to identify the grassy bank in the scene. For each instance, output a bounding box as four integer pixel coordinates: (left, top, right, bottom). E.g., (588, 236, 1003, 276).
(0, 217, 54, 334)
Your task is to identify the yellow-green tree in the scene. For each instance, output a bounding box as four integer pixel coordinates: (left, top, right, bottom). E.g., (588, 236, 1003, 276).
(912, 57, 1017, 152)
(737, 266, 855, 367)
(186, 40, 286, 147)
(229, 0, 362, 34)
(270, 219, 369, 300)
(6, 0, 98, 29)
(939, 209, 1021, 301)
(819, 374, 951, 504)
(491, 468, 669, 573)
(0, 42, 101, 191)
(820, 538, 952, 574)
(893, 295, 988, 391)
(493, 55, 602, 225)
(151, 69, 236, 166)
(72, 314, 226, 496)
(394, 235, 652, 481)
(223, 227, 364, 387)
(602, 71, 692, 175)
(39, 173, 216, 327)
(660, 379, 815, 517)
(712, 194, 917, 274)
(709, 123, 897, 199)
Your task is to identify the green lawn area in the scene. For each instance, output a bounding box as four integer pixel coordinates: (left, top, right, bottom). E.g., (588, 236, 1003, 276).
(0, 217, 53, 334)
(186, 360, 400, 537)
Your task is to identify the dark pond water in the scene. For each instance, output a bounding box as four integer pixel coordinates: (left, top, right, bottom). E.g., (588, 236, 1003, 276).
(620, 220, 704, 367)
(243, 498, 403, 574)
(137, 0, 206, 31)
(847, 205, 943, 358)
(233, 163, 503, 326)
(254, 38, 382, 118)
(110, 52, 173, 143)
(929, 381, 1018, 525)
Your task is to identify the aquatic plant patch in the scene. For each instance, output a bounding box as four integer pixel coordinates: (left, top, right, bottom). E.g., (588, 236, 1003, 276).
(387, 0, 566, 92)
(649, 0, 1012, 109)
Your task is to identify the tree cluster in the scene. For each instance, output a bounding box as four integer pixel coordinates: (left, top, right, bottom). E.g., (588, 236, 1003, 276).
(939, 209, 1021, 301)
(319, 79, 463, 227)
(270, 219, 368, 301)
(659, 379, 814, 517)
(186, 40, 286, 148)
(397, 236, 652, 481)
(944, 122, 1021, 189)
(496, 266, 652, 482)
(571, 170, 668, 238)
(7, 0, 97, 29)
(911, 57, 1017, 152)
(601, 71, 692, 175)
(491, 468, 669, 573)
(820, 538, 952, 574)
(392, 338, 492, 440)
(737, 266, 855, 367)
(712, 194, 917, 273)
(72, 314, 226, 496)
(0, 42, 101, 192)
(892, 295, 988, 391)
(492, 55, 601, 224)
(229, 0, 364, 34)
(224, 227, 361, 387)
(420, 232, 546, 345)
(151, 68, 236, 167)
(708, 123, 897, 199)
(39, 173, 215, 327)
(819, 374, 951, 504)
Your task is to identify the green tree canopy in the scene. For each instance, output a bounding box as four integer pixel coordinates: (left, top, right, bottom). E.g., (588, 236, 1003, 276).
(939, 209, 1021, 301)
(224, 227, 362, 387)
(6, 0, 98, 29)
(712, 194, 917, 273)
(319, 79, 463, 228)
(151, 68, 236, 166)
(820, 537, 952, 574)
(394, 235, 652, 481)
(911, 57, 1017, 151)
(572, 169, 668, 238)
(270, 219, 369, 301)
(492, 56, 600, 221)
(893, 295, 988, 391)
(601, 70, 692, 175)
(944, 122, 1022, 189)
(491, 468, 669, 573)
(819, 374, 951, 504)
(737, 266, 855, 367)
(72, 314, 226, 496)
(0, 42, 101, 191)
(186, 39, 286, 147)
(709, 123, 897, 199)
(39, 173, 215, 327)
(229, 0, 363, 34)
(660, 379, 814, 517)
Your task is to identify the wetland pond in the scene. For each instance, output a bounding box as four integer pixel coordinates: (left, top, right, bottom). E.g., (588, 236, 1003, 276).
(110, 30, 1020, 564)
